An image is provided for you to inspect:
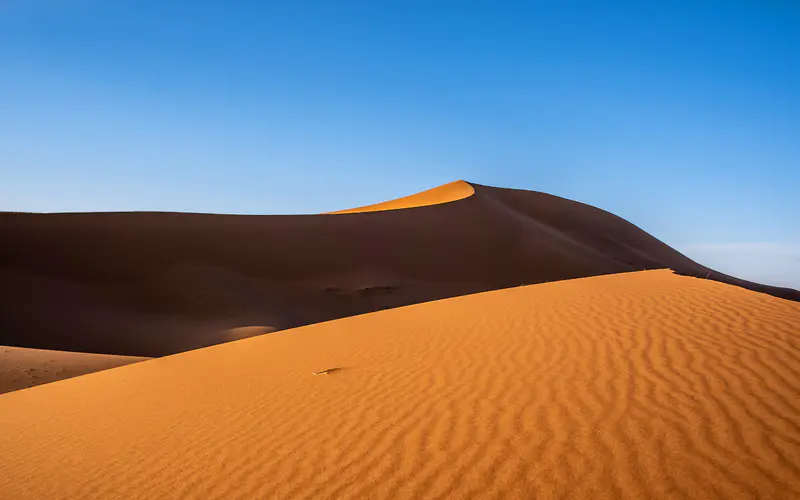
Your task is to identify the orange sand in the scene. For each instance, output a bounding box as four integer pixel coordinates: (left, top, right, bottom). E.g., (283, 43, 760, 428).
(325, 180, 475, 213)
(0, 346, 148, 394)
(1, 270, 799, 499)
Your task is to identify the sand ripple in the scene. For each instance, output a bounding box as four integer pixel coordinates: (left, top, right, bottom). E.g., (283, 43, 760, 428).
(0, 270, 798, 499)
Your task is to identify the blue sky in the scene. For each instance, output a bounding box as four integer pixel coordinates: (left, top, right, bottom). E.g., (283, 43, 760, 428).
(1, 1, 798, 287)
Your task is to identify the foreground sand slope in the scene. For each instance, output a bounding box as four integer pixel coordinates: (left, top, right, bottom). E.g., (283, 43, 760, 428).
(3, 181, 796, 357)
(2, 270, 799, 499)
(0, 346, 148, 394)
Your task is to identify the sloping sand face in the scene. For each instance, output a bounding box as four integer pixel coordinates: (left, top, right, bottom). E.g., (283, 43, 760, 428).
(3, 181, 796, 358)
(1, 270, 798, 499)
(0, 346, 148, 394)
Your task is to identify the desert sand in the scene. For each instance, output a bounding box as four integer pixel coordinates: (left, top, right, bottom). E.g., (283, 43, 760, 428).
(1, 270, 799, 499)
(0, 345, 148, 394)
(2, 181, 796, 358)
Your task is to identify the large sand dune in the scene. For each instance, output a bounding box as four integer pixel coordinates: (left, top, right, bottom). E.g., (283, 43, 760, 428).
(2, 181, 796, 358)
(1, 270, 799, 499)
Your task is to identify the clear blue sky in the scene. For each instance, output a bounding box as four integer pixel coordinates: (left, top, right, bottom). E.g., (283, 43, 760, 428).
(1, 1, 798, 287)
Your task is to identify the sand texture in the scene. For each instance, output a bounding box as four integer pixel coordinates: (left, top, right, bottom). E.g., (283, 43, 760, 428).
(0, 345, 148, 394)
(3, 181, 796, 357)
(1, 270, 799, 499)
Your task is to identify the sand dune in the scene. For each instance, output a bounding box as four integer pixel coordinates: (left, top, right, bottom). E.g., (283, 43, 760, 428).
(1, 270, 798, 499)
(0, 345, 148, 394)
(326, 180, 475, 213)
(2, 181, 795, 358)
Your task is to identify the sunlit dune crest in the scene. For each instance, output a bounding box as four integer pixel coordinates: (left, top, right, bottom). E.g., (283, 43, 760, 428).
(325, 180, 475, 213)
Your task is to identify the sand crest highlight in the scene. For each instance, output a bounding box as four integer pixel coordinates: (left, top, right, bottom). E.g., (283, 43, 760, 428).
(325, 180, 475, 213)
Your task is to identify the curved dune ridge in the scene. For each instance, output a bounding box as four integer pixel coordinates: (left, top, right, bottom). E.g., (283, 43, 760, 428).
(1, 181, 797, 359)
(0, 346, 148, 394)
(325, 180, 475, 213)
(1, 271, 799, 499)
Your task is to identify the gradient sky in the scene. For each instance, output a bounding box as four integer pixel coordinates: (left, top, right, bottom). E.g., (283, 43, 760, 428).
(1, 1, 798, 288)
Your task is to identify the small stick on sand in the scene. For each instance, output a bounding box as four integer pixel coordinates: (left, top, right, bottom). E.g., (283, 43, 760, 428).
(313, 368, 340, 375)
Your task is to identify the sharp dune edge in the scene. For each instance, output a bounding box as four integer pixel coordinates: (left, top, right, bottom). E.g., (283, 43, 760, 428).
(1, 271, 799, 499)
(2, 181, 796, 364)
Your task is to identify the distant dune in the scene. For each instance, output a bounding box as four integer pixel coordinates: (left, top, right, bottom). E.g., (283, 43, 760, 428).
(1, 181, 797, 359)
(1, 271, 798, 499)
(0, 346, 147, 394)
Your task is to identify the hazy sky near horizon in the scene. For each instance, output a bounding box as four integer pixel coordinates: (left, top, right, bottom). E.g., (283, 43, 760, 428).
(1, 1, 798, 287)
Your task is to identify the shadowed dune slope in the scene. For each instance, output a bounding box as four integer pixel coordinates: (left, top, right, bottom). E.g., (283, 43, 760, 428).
(1, 181, 797, 356)
(0, 346, 148, 394)
(326, 180, 475, 213)
(1, 270, 799, 500)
